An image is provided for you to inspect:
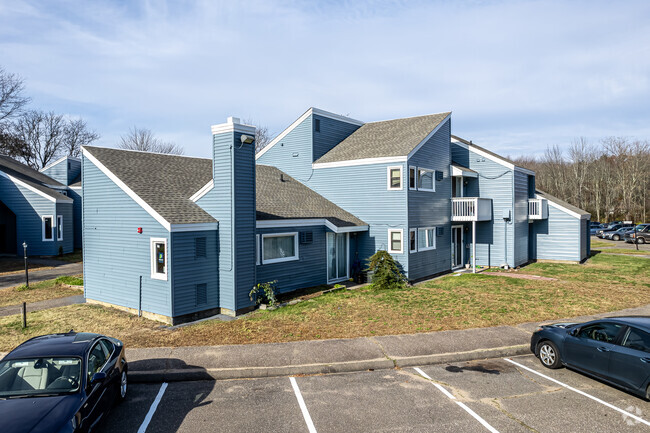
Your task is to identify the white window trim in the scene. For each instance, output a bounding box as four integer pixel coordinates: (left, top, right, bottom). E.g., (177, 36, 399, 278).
(408, 166, 417, 190)
(417, 167, 436, 192)
(387, 166, 403, 191)
(419, 226, 436, 251)
(256, 234, 260, 265)
(409, 228, 417, 253)
(150, 237, 168, 281)
(56, 215, 63, 241)
(388, 229, 403, 254)
(42, 215, 54, 242)
(261, 232, 299, 265)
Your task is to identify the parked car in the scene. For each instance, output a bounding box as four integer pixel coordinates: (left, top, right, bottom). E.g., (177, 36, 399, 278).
(605, 227, 635, 241)
(531, 317, 650, 400)
(625, 224, 650, 244)
(0, 331, 127, 433)
(596, 223, 633, 238)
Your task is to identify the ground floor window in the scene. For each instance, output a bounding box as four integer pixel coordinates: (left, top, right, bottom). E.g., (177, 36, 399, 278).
(409, 228, 417, 253)
(262, 232, 299, 264)
(56, 215, 63, 241)
(418, 227, 436, 251)
(42, 215, 53, 241)
(388, 229, 403, 254)
(150, 237, 168, 280)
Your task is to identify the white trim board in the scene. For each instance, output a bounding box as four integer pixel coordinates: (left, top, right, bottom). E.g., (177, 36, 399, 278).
(452, 137, 536, 176)
(0, 170, 72, 203)
(190, 180, 214, 202)
(450, 165, 478, 178)
(40, 155, 80, 172)
(256, 219, 368, 233)
(537, 193, 590, 220)
(313, 156, 407, 170)
(256, 107, 365, 160)
(406, 113, 451, 159)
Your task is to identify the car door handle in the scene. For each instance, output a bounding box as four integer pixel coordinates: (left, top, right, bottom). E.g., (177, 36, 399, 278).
(597, 347, 610, 352)
(640, 358, 650, 363)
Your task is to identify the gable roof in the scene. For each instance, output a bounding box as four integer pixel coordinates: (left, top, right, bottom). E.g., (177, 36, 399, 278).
(256, 165, 366, 228)
(451, 135, 535, 175)
(83, 146, 366, 230)
(0, 155, 71, 202)
(314, 112, 450, 165)
(535, 189, 591, 219)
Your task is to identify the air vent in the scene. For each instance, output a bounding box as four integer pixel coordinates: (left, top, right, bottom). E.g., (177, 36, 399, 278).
(300, 231, 313, 244)
(196, 283, 207, 305)
(195, 237, 207, 259)
(435, 170, 443, 181)
(436, 227, 444, 237)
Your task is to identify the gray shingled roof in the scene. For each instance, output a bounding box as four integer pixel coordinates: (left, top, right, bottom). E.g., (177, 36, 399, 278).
(0, 155, 71, 201)
(84, 147, 216, 225)
(536, 190, 591, 217)
(315, 112, 450, 164)
(84, 147, 366, 228)
(256, 165, 366, 227)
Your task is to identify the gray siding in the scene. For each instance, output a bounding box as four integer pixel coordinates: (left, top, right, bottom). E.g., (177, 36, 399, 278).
(580, 218, 589, 261)
(0, 176, 71, 255)
(82, 157, 172, 316)
(256, 225, 328, 293)
(407, 119, 452, 279)
(312, 114, 360, 161)
(68, 188, 83, 249)
(257, 116, 313, 181)
(513, 170, 529, 266)
(531, 203, 582, 262)
(171, 230, 219, 316)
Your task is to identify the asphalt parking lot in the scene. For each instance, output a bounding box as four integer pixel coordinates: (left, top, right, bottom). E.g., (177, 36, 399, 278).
(97, 354, 650, 432)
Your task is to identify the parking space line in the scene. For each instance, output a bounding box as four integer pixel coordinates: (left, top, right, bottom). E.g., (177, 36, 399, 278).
(505, 358, 650, 427)
(413, 367, 500, 433)
(290, 377, 318, 433)
(137, 382, 168, 433)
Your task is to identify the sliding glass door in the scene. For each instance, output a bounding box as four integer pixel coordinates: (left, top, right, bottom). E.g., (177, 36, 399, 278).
(327, 232, 348, 282)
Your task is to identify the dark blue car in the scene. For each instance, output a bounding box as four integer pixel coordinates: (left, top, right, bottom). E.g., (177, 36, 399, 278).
(531, 317, 650, 399)
(0, 331, 128, 433)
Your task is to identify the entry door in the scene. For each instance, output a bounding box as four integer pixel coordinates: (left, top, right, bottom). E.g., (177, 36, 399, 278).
(327, 233, 348, 282)
(451, 227, 463, 268)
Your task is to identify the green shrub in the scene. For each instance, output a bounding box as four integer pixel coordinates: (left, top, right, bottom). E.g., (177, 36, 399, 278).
(366, 250, 407, 290)
(249, 280, 279, 307)
(55, 276, 83, 286)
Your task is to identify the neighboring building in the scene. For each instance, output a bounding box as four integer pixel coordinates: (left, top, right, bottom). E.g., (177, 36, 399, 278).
(82, 109, 591, 324)
(0, 156, 75, 256)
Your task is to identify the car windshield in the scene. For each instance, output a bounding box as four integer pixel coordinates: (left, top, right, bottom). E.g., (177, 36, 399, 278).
(636, 224, 648, 230)
(0, 357, 82, 398)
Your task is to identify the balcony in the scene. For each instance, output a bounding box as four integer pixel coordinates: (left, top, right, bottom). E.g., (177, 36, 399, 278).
(452, 197, 492, 222)
(528, 198, 548, 220)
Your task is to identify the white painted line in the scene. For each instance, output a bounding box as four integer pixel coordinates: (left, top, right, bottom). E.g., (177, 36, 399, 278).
(137, 382, 168, 433)
(414, 367, 500, 433)
(290, 377, 318, 433)
(414, 367, 456, 399)
(505, 358, 650, 427)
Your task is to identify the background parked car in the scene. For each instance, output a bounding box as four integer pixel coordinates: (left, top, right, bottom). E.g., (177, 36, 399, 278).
(605, 227, 635, 241)
(625, 224, 650, 244)
(596, 223, 634, 238)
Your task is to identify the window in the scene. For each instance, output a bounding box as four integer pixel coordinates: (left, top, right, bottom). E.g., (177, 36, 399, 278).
(576, 322, 623, 343)
(150, 238, 168, 280)
(409, 229, 417, 253)
(99, 339, 114, 358)
(314, 118, 321, 133)
(622, 327, 650, 353)
(256, 234, 260, 265)
(87, 343, 108, 384)
(57, 215, 63, 241)
(42, 216, 53, 241)
(418, 168, 435, 192)
(418, 227, 436, 251)
(409, 166, 417, 190)
(195, 237, 207, 259)
(388, 229, 403, 254)
(262, 233, 299, 264)
(387, 166, 402, 190)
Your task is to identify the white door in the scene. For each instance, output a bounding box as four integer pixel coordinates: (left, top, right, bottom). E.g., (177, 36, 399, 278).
(327, 233, 348, 282)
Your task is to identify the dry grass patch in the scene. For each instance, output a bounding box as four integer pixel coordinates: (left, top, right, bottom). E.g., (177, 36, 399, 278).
(0, 276, 83, 308)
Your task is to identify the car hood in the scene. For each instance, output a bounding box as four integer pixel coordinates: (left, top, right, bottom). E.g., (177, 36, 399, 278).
(544, 322, 578, 329)
(0, 394, 81, 433)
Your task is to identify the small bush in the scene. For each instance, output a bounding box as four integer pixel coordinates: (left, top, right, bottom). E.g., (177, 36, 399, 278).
(366, 250, 407, 290)
(56, 276, 83, 286)
(250, 280, 279, 307)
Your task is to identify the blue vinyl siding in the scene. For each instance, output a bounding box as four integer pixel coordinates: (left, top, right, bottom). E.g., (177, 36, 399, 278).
(407, 119, 452, 279)
(0, 175, 70, 255)
(41, 160, 68, 185)
(256, 225, 328, 293)
(531, 203, 582, 262)
(67, 159, 81, 185)
(68, 188, 83, 249)
(171, 230, 218, 316)
(312, 114, 361, 161)
(82, 157, 172, 317)
(256, 116, 313, 181)
(513, 170, 529, 266)
(55, 201, 74, 254)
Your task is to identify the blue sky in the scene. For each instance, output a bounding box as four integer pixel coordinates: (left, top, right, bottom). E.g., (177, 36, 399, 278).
(1, 0, 649, 159)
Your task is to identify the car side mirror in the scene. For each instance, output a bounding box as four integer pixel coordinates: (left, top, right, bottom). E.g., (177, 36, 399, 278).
(90, 372, 107, 384)
(570, 328, 579, 337)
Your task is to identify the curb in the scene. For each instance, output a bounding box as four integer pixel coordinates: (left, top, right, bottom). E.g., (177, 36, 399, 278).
(127, 344, 530, 383)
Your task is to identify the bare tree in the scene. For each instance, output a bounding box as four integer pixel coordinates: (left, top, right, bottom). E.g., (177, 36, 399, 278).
(0, 67, 30, 123)
(119, 126, 184, 155)
(255, 124, 271, 153)
(64, 118, 99, 157)
(11, 110, 66, 169)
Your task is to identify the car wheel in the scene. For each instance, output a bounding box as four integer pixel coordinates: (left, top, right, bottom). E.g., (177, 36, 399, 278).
(537, 341, 562, 369)
(117, 370, 127, 403)
(638, 238, 646, 245)
(613, 235, 620, 241)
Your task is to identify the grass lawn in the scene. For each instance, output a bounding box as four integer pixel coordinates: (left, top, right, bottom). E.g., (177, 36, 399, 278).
(55, 249, 83, 263)
(0, 276, 83, 309)
(0, 254, 648, 352)
(589, 239, 612, 248)
(595, 248, 650, 256)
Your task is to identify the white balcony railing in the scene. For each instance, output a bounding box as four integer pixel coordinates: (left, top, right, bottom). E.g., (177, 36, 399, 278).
(528, 198, 548, 220)
(452, 197, 492, 221)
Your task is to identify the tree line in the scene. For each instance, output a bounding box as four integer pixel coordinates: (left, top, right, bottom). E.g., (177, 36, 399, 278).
(512, 137, 649, 223)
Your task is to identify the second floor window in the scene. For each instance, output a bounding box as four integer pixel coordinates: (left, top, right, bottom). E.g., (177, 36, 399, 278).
(387, 166, 402, 190)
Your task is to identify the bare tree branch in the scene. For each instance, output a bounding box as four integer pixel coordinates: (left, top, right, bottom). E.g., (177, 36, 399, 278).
(119, 126, 184, 155)
(0, 67, 30, 123)
(64, 118, 100, 157)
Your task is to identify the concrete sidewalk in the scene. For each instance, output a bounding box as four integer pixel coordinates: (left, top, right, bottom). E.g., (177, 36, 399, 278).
(124, 303, 650, 383)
